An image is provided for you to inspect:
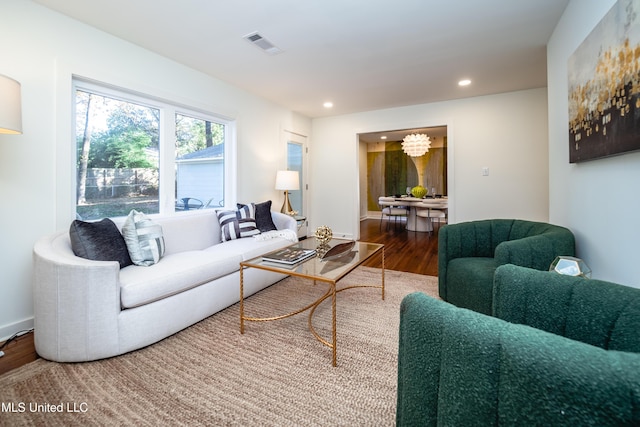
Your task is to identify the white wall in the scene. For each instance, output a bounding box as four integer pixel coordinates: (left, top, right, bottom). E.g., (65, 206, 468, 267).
(548, 0, 639, 286)
(358, 141, 368, 220)
(0, 1, 310, 338)
(310, 88, 550, 239)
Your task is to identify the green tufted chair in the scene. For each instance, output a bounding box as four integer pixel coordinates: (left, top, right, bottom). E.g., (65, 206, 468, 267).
(438, 219, 575, 314)
(397, 265, 640, 426)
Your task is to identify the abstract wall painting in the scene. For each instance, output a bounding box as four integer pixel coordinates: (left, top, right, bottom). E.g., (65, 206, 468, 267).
(568, 0, 640, 163)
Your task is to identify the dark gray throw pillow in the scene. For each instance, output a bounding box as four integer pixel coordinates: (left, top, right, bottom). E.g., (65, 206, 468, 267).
(237, 200, 277, 232)
(69, 218, 133, 268)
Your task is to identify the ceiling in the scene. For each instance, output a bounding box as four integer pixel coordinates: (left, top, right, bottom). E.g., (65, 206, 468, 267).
(33, 0, 569, 118)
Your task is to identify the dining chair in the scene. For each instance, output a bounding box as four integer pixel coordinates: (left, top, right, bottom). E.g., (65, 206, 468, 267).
(415, 207, 447, 235)
(378, 196, 408, 230)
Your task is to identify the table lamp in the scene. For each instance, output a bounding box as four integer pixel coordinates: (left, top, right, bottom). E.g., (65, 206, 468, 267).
(275, 170, 299, 214)
(0, 74, 22, 135)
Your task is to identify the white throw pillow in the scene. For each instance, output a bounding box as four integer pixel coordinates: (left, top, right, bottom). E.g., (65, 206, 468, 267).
(122, 210, 166, 266)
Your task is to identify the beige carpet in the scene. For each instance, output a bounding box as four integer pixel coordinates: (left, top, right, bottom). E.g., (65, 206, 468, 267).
(0, 267, 438, 427)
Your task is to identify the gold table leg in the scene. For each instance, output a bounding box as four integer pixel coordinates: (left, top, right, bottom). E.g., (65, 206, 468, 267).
(240, 266, 244, 334)
(381, 247, 385, 300)
(331, 282, 337, 367)
(240, 246, 385, 367)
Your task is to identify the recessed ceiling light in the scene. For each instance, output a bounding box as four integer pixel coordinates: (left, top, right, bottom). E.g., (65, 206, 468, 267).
(380, 136, 387, 140)
(323, 101, 333, 108)
(458, 79, 471, 86)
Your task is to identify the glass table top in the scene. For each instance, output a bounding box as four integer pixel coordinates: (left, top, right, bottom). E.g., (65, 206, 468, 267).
(242, 237, 383, 283)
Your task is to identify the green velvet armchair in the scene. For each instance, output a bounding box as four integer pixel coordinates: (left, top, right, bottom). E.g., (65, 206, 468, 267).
(397, 264, 640, 426)
(438, 219, 575, 314)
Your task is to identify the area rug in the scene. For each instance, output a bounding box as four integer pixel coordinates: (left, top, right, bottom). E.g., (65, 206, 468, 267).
(0, 267, 438, 427)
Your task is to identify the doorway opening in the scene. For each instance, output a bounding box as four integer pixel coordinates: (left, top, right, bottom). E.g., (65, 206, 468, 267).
(358, 126, 448, 221)
(285, 131, 308, 238)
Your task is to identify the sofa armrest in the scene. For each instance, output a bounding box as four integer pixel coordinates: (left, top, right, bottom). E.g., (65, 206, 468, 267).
(494, 230, 575, 271)
(271, 211, 297, 232)
(33, 232, 122, 362)
(397, 293, 447, 426)
(493, 264, 640, 353)
(397, 292, 640, 426)
(399, 293, 519, 425)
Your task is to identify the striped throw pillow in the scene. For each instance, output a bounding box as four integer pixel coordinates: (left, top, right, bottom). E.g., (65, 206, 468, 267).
(217, 204, 260, 242)
(122, 210, 166, 266)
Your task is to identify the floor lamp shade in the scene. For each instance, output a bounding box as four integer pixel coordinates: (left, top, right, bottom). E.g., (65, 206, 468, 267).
(0, 74, 22, 135)
(275, 170, 299, 213)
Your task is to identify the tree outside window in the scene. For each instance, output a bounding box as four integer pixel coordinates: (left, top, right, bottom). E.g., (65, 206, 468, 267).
(74, 82, 228, 220)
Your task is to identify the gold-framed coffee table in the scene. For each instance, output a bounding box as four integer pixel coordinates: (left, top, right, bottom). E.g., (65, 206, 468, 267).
(239, 237, 384, 367)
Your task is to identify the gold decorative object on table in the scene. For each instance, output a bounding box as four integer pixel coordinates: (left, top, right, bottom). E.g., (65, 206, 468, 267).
(315, 244, 330, 259)
(314, 225, 333, 245)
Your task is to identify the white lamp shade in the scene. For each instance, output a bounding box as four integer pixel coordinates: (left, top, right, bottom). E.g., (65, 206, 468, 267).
(0, 74, 22, 135)
(402, 133, 431, 157)
(275, 170, 300, 190)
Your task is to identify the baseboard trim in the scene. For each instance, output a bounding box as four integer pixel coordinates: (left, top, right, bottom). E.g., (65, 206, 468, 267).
(0, 317, 34, 342)
(331, 232, 354, 240)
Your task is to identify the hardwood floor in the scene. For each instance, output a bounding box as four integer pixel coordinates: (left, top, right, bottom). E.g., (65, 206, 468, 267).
(0, 330, 36, 376)
(359, 217, 440, 277)
(0, 218, 439, 376)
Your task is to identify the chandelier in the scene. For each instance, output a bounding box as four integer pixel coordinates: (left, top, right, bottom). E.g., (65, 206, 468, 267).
(401, 133, 431, 157)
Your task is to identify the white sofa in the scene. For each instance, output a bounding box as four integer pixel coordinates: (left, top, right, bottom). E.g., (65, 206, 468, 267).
(33, 209, 297, 362)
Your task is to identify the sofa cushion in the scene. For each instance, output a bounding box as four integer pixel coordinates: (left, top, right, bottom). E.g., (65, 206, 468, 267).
(217, 204, 261, 242)
(112, 211, 222, 256)
(69, 218, 133, 268)
(122, 210, 166, 266)
(204, 234, 294, 261)
(446, 257, 501, 315)
(238, 200, 277, 232)
(119, 250, 242, 308)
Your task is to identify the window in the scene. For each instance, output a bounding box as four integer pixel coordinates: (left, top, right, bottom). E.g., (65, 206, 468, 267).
(175, 113, 225, 211)
(74, 79, 232, 220)
(286, 141, 303, 215)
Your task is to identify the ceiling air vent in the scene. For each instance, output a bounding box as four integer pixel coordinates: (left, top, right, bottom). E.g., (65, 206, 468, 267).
(243, 32, 282, 55)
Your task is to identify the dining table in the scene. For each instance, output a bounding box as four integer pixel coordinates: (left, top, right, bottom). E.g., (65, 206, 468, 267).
(393, 196, 448, 232)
